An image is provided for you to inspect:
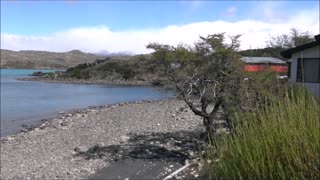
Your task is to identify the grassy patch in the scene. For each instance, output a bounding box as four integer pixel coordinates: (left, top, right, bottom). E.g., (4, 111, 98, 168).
(205, 87, 320, 179)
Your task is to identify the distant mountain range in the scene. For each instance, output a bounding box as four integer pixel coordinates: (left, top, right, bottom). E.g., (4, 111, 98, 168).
(0, 49, 104, 69)
(0, 49, 136, 69)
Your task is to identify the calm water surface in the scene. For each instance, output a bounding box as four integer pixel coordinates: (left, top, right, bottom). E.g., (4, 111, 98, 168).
(0, 69, 172, 136)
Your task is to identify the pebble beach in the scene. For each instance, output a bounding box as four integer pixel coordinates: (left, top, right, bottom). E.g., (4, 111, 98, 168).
(0, 98, 206, 179)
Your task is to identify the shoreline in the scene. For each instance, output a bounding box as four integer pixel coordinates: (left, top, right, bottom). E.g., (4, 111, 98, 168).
(2, 97, 174, 137)
(18, 76, 155, 86)
(0, 98, 205, 179)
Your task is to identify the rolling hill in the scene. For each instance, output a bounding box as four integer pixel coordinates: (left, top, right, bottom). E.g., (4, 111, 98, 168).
(0, 49, 102, 69)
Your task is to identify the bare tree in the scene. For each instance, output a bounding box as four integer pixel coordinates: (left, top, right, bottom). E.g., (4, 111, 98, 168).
(147, 33, 242, 133)
(266, 28, 314, 48)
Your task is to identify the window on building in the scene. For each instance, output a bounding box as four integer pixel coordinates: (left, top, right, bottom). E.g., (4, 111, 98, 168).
(287, 62, 291, 78)
(297, 58, 320, 83)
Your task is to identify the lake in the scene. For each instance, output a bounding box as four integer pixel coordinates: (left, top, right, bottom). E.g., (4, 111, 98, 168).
(0, 69, 172, 136)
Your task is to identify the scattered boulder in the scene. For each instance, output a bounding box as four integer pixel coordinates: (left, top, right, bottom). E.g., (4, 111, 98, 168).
(97, 142, 105, 147)
(74, 114, 82, 118)
(120, 135, 130, 142)
(20, 128, 28, 133)
(60, 121, 68, 127)
(1, 136, 14, 143)
(188, 150, 195, 157)
(74, 146, 88, 153)
(39, 123, 47, 129)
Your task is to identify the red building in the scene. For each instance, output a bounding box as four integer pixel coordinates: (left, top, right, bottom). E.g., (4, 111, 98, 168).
(241, 57, 288, 74)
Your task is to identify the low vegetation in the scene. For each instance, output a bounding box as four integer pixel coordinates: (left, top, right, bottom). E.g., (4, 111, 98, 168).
(39, 54, 167, 85)
(205, 87, 320, 179)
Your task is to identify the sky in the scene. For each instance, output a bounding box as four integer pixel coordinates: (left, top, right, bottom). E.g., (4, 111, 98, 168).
(1, 0, 319, 54)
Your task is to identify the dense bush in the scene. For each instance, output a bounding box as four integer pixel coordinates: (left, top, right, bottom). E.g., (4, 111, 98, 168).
(96, 62, 136, 80)
(205, 87, 320, 179)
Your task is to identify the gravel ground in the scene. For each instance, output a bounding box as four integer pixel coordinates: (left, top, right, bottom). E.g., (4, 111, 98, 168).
(0, 98, 205, 179)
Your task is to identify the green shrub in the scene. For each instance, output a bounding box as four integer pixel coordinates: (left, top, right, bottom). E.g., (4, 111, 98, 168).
(205, 87, 320, 179)
(69, 69, 91, 79)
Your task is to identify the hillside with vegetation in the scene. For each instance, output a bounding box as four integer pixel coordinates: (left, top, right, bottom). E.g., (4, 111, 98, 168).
(30, 54, 167, 86)
(0, 49, 101, 69)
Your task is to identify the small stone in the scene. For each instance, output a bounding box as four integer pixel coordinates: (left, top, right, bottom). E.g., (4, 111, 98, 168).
(171, 114, 176, 117)
(60, 121, 68, 126)
(120, 135, 130, 142)
(74, 146, 88, 153)
(157, 123, 160, 126)
(60, 116, 65, 119)
(20, 128, 28, 133)
(97, 142, 105, 147)
(169, 165, 174, 168)
(39, 124, 46, 130)
(67, 114, 72, 117)
(188, 151, 195, 157)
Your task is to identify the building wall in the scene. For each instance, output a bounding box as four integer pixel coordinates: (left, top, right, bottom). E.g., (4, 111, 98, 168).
(289, 45, 320, 96)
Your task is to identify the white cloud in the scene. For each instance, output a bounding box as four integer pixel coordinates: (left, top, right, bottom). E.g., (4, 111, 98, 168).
(1, 8, 319, 54)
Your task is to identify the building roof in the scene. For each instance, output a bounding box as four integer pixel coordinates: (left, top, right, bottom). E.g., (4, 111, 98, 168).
(240, 57, 286, 64)
(281, 34, 320, 58)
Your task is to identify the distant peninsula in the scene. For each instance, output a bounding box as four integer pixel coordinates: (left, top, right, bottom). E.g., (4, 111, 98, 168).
(0, 49, 103, 69)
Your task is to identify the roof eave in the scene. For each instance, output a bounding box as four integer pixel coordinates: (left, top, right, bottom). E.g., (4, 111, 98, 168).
(280, 41, 320, 59)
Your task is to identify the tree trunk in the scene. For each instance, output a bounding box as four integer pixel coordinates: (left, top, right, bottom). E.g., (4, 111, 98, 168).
(203, 116, 216, 134)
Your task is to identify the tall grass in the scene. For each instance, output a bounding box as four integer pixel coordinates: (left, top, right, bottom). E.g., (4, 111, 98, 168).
(205, 87, 320, 179)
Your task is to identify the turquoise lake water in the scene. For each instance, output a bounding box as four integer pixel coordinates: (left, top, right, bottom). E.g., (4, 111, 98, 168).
(0, 69, 172, 136)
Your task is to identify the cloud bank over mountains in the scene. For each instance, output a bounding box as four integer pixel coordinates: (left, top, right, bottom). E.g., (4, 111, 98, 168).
(1, 8, 318, 54)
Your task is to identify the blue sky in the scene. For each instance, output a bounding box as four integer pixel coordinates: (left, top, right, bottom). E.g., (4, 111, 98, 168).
(1, 0, 319, 53)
